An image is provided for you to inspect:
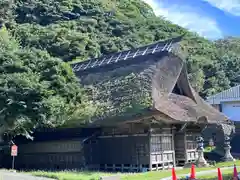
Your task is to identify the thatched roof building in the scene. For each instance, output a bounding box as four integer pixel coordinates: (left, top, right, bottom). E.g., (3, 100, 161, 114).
(72, 36, 231, 129)
(2, 36, 234, 172)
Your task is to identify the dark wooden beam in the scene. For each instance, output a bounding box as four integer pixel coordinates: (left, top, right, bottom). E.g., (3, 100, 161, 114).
(178, 123, 188, 132)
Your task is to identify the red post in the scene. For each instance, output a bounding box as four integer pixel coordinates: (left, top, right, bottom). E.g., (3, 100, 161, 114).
(233, 164, 238, 180)
(172, 167, 177, 180)
(217, 168, 223, 180)
(190, 164, 196, 180)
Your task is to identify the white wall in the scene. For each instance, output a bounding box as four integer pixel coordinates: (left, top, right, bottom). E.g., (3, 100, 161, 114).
(222, 101, 240, 122)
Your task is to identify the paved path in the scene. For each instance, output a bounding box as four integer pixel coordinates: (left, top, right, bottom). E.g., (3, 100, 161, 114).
(161, 166, 238, 180)
(0, 170, 55, 180)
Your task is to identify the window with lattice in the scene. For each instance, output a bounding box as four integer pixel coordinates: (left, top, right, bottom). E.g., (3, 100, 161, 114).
(186, 134, 197, 150)
(151, 135, 172, 152)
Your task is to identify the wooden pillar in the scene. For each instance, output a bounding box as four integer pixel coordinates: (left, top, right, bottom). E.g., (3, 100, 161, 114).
(184, 132, 187, 163)
(172, 127, 176, 167)
(148, 124, 152, 171)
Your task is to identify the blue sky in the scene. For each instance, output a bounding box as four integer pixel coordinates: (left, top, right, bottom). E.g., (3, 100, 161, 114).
(143, 0, 240, 40)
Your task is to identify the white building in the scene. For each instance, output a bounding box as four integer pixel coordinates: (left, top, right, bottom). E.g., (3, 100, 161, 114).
(206, 85, 240, 122)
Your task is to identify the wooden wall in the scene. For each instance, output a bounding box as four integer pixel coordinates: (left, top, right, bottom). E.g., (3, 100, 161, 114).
(99, 135, 149, 165)
(13, 139, 85, 170)
(1, 123, 205, 171)
(85, 123, 150, 171)
(175, 132, 199, 165)
(150, 128, 175, 170)
(84, 124, 176, 171)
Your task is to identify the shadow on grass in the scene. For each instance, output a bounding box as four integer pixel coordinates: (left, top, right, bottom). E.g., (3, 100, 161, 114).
(29, 160, 240, 180)
(31, 170, 120, 180)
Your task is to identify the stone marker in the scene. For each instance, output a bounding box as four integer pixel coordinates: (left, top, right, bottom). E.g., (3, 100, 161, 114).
(99, 175, 121, 180)
(196, 136, 209, 167)
(222, 135, 235, 162)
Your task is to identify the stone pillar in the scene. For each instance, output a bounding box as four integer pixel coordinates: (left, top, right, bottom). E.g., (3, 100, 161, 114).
(222, 135, 235, 162)
(196, 136, 209, 167)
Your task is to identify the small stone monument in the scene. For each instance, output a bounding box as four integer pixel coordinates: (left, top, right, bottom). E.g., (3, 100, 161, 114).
(222, 135, 235, 162)
(196, 136, 209, 167)
(99, 175, 121, 180)
(208, 138, 214, 150)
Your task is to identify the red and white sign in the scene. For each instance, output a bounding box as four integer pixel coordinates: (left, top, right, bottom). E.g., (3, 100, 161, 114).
(11, 145, 18, 156)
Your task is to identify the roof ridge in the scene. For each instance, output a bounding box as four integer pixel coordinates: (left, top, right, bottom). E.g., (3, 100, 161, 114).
(72, 35, 184, 73)
(207, 84, 240, 100)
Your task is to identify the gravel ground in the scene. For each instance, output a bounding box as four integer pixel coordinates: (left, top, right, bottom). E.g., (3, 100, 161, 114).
(0, 170, 55, 180)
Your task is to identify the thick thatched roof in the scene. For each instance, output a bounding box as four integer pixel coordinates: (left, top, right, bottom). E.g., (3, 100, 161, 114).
(72, 36, 230, 127)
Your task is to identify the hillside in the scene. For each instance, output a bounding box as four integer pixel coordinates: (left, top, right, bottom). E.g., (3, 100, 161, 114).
(0, 0, 240, 135)
(1, 0, 239, 97)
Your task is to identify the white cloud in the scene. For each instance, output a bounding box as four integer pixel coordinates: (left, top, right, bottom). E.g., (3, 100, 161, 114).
(202, 0, 240, 16)
(142, 0, 223, 39)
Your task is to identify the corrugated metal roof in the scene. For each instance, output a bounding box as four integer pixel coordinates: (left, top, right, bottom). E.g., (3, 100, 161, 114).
(206, 85, 240, 104)
(71, 35, 184, 73)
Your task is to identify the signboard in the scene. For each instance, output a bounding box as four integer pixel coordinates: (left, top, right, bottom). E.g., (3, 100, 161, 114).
(11, 145, 18, 156)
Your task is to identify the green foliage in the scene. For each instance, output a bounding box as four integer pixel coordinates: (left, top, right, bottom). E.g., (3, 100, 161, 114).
(2, 0, 236, 97)
(0, 0, 239, 134)
(215, 37, 240, 87)
(0, 28, 92, 138)
(0, 0, 15, 26)
(81, 66, 152, 121)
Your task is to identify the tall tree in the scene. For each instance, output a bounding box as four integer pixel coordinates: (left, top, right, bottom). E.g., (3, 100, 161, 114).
(0, 0, 238, 135)
(9, 0, 238, 97)
(0, 27, 95, 138)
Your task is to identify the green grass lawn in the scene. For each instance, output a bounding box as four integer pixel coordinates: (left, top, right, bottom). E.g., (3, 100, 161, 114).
(196, 169, 234, 179)
(30, 160, 240, 180)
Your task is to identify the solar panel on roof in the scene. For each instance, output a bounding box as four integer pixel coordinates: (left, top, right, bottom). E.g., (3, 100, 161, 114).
(166, 41, 173, 51)
(124, 51, 131, 60)
(115, 53, 122, 62)
(112, 55, 120, 63)
(78, 61, 88, 71)
(133, 49, 140, 58)
(152, 43, 159, 54)
(72, 36, 184, 73)
(91, 59, 99, 68)
(77, 63, 85, 71)
(72, 64, 78, 71)
(161, 42, 168, 52)
(98, 57, 106, 66)
(83, 60, 92, 70)
(106, 55, 114, 64)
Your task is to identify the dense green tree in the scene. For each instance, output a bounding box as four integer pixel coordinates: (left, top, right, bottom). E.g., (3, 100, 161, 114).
(0, 27, 95, 138)
(0, 0, 239, 136)
(0, 0, 14, 26)
(7, 0, 237, 97)
(215, 38, 240, 87)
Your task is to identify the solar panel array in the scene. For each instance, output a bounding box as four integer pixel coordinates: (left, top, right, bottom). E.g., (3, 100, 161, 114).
(72, 36, 182, 73)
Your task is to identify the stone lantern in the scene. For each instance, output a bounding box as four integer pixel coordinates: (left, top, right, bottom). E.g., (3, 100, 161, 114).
(222, 135, 235, 162)
(196, 136, 209, 167)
